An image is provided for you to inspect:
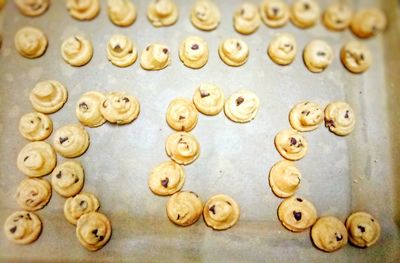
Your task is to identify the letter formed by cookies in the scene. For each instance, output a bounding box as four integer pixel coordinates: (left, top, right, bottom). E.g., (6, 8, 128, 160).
(106, 34, 138, 67)
(193, 83, 224, 116)
(340, 41, 372, 74)
(51, 161, 85, 197)
(17, 141, 57, 177)
(233, 2, 260, 34)
(61, 36, 93, 67)
(16, 178, 52, 211)
(289, 101, 324, 132)
(100, 91, 140, 124)
(203, 194, 240, 230)
(269, 160, 301, 198)
(274, 129, 308, 161)
(179, 36, 209, 69)
(165, 132, 200, 165)
(303, 40, 334, 73)
(190, 0, 220, 31)
(52, 124, 90, 158)
(260, 0, 289, 28)
(19, 112, 53, 141)
(278, 196, 317, 232)
(64, 192, 100, 225)
(66, 0, 100, 21)
(29, 80, 68, 114)
(323, 3, 352, 31)
(76, 91, 106, 127)
(14, 26, 48, 58)
(224, 90, 260, 123)
(15, 0, 50, 16)
(107, 0, 137, 27)
(345, 211, 381, 248)
(166, 191, 203, 226)
(76, 212, 111, 251)
(140, 43, 171, 70)
(147, 0, 178, 27)
(268, 33, 297, 65)
(148, 161, 185, 196)
(218, 38, 249, 67)
(166, 98, 198, 132)
(311, 216, 348, 252)
(3, 211, 42, 245)
(324, 101, 355, 136)
(351, 8, 387, 39)
(290, 0, 320, 29)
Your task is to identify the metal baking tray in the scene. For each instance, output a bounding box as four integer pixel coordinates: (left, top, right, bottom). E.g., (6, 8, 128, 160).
(0, 0, 399, 262)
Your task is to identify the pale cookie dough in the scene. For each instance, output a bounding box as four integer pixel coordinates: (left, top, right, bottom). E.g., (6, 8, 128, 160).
(346, 211, 380, 248)
(61, 36, 93, 67)
(340, 41, 372, 74)
(274, 129, 308, 161)
(100, 92, 140, 124)
(233, 2, 260, 34)
(166, 98, 198, 132)
(166, 191, 203, 227)
(193, 83, 224, 116)
(324, 102, 355, 136)
(179, 36, 209, 69)
(53, 124, 90, 158)
(268, 33, 297, 65)
(14, 27, 47, 59)
(29, 80, 68, 114)
(269, 160, 301, 198)
(203, 194, 240, 230)
(260, 0, 290, 28)
(17, 141, 56, 177)
(15, 0, 50, 16)
(147, 0, 178, 27)
(311, 216, 348, 252)
(51, 161, 84, 197)
(323, 3, 352, 31)
(16, 178, 51, 211)
(19, 112, 53, 141)
(148, 161, 185, 196)
(278, 196, 317, 232)
(351, 8, 387, 39)
(64, 192, 100, 225)
(224, 90, 259, 123)
(76, 212, 112, 251)
(107, 34, 138, 67)
(66, 0, 100, 21)
(190, 0, 220, 31)
(4, 211, 42, 245)
(107, 0, 137, 27)
(165, 132, 200, 165)
(303, 40, 334, 73)
(218, 38, 249, 67)
(289, 101, 323, 132)
(140, 43, 171, 70)
(76, 91, 106, 127)
(290, 0, 320, 28)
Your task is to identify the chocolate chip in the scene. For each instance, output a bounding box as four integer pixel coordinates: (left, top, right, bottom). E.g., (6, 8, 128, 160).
(272, 7, 279, 16)
(236, 42, 242, 50)
(189, 191, 199, 198)
(226, 201, 231, 206)
(236, 96, 244, 106)
(344, 110, 349, 119)
(122, 97, 130, 103)
(290, 137, 297, 146)
(26, 213, 32, 220)
(304, 3, 310, 10)
(92, 229, 98, 236)
(79, 200, 87, 209)
(335, 19, 343, 24)
(240, 9, 245, 15)
(296, 198, 303, 202)
(30, 120, 34, 124)
(317, 51, 326, 56)
(293, 211, 302, 221)
(24, 156, 29, 162)
(26, 199, 34, 205)
(178, 116, 185, 120)
(161, 177, 169, 188)
(74, 36, 81, 42)
(335, 232, 343, 241)
(9, 226, 17, 233)
(98, 236, 104, 241)
(79, 102, 88, 111)
(191, 44, 199, 50)
(146, 46, 150, 51)
(74, 177, 79, 183)
(176, 214, 180, 220)
(59, 137, 68, 144)
(200, 90, 210, 98)
(114, 44, 122, 52)
(56, 171, 62, 179)
(371, 218, 375, 222)
(209, 205, 216, 214)
(325, 119, 335, 128)
(360, 54, 364, 60)
(162, 48, 168, 54)
(102, 100, 108, 108)
(357, 225, 366, 233)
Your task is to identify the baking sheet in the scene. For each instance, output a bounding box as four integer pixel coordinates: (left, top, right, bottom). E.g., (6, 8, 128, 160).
(0, 0, 399, 262)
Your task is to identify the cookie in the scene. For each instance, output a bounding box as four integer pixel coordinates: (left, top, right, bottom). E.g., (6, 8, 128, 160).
(166, 191, 203, 227)
(100, 91, 140, 124)
(76, 212, 112, 251)
(311, 216, 348, 252)
(269, 160, 301, 198)
(165, 132, 200, 165)
(15, 0, 50, 16)
(203, 194, 240, 230)
(76, 91, 106, 127)
(268, 33, 297, 65)
(107, 0, 137, 27)
(193, 83, 224, 116)
(140, 43, 171, 70)
(289, 101, 323, 132)
(190, 0, 220, 31)
(233, 3, 260, 34)
(260, 0, 290, 28)
(16, 178, 51, 211)
(29, 80, 68, 114)
(64, 192, 100, 225)
(274, 129, 308, 161)
(148, 161, 185, 196)
(14, 26, 47, 59)
(147, 0, 178, 27)
(218, 38, 249, 67)
(340, 41, 372, 74)
(303, 40, 334, 73)
(278, 196, 317, 232)
(19, 112, 53, 141)
(166, 98, 198, 132)
(3, 211, 42, 245)
(324, 102, 355, 136)
(290, 0, 320, 28)
(351, 8, 387, 39)
(53, 124, 90, 158)
(107, 34, 138, 67)
(51, 161, 85, 198)
(66, 0, 100, 21)
(224, 90, 259, 123)
(17, 141, 57, 177)
(346, 211, 381, 248)
(322, 3, 352, 31)
(61, 36, 93, 67)
(179, 36, 209, 69)
(0, 0, 5, 9)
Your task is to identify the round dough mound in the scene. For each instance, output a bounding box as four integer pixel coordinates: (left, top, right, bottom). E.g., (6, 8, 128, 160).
(76, 91, 106, 127)
(324, 101, 355, 136)
(278, 196, 317, 232)
(166, 98, 198, 132)
(140, 43, 171, 70)
(351, 8, 387, 39)
(14, 26, 47, 58)
(274, 129, 308, 161)
(16, 178, 51, 211)
(322, 3, 352, 31)
(165, 132, 200, 165)
(3, 211, 42, 245)
(51, 161, 85, 198)
(289, 101, 323, 132)
(233, 3, 260, 34)
(190, 0, 220, 31)
(346, 211, 381, 248)
(268, 33, 297, 65)
(76, 212, 111, 251)
(66, 0, 100, 21)
(303, 39, 334, 73)
(147, 0, 178, 27)
(107, 0, 137, 27)
(64, 192, 100, 225)
(260, 0, 289, 28)
(269, 160, 301, 198)
(218, 38, 249, 67)
(203, 194, 240, 230)
(179, 36, 209, 69)
(193, 83, 224, 116)
(224, 89, 259, 123)
(61, 36, 93, 67)
(19, 112, 53, 141)
(148, 161, 185, 196)
(166, 191, 203, 227)
(100, 91, 140, 124)
(107, 34, 138, 67)
(17, 141, 56, 177)
(340, 41, 372, 74)
(311, 216, 348, 252)
(29, 80, 68, 114)
(290, 0, 320, 28)
(15, 0, 50, 16)
(52, 124, 90, 158)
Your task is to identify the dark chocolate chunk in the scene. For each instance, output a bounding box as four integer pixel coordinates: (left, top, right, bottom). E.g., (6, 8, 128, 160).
(26, 213, 32, 220)
(191, 44, 199, 50)
(296, 198, 303, 202)
(146, 46, 150, 51)
(30, 120, 34, 124)
(236, 42, 242, 50)
(9, 226, 17, 234)
(240, 9, 245, 15)
(74, 36, 81, 42)
(92, 229, 98, 236)
(272, 7, 279, 16)
(74, 177, 79, 183)
(226, 201, 231, 206)
(59, 137, 68, 144)
(102, 100, 108, 108)
(335, 19, 343, 24)
(176, 214, 180, 220)
(122, 97, 130, 103)
(189, 191, 199, 198)
(304, 3, 310, 10)
(79, 102, 89, 111)
(114, 44, 122, 52)
(335, 232, 343, 241)
(162, 48, 168, 54)
(236, 96, 244, 106)
(371, 218, 375, 222)
(200, 90, 210, 98)
(24, 156, 29, 162)
(360, 54, 364, 60)
(161, 177, 169, 188)
(79, 200, 87, 209)
(344, 110, 349, 119)
(357, 225, 366, 233)
(209, 205, 216, 215)
(325, 119, 335, 128)
(290, 137, 297, 146)
(98, 236, 104, 241)
(178, 115, 186, 120)
(293, 211, 302, 221)
(56, 171, 62, 179)
(317, 51, 326, 56)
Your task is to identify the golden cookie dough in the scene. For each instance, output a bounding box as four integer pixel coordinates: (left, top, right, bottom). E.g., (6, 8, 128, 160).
(61, 36, 93, 67)
(100, 91, 140, 124)
(14, 26, 47, 59)
(166, 191, 203, 227)
(76, 212, 112, 251)
(3, 211, 42, 245)
(278, 196, 317, 232)
(290, 0, 320, 28)
(51, 161, 84, 197)
(17, 141, 56, 177)
(166, 98, 198, 132)
(193, 83, 224, 116)
(203, 194, 240, 230)
(324, 101, 355, 136)
(346, 211, 380, 248)
(0, 0, 5, 9)
(179, 36, 209, 69)
(64, 192, 100, 225)
(16, 178, 51, 211)
(190, 0, 220, 31)
(269, 160, 301, 198)
(107, 34, 138, 67)
(15, 0, 50, 16)
(260, 0, 290, 28)
(165, 132, 200, 165)
(218, 38, 249, 67)
(224, 90, 259, 123)
(148, 161, 185, 196)
(303, 40, 334, 73)
(289, 101, 323, 132)
(29, 80, 68, 114)
(147, 0, 178, 27)
(19, 112, 53, 141)
(107, 0, 137, 27)
(351, 8, 387, 39)
(311, 216, 348, 252)
(322, 3, 352, 31)
(140, 43, 171, 70)
(233, 2, 260, 34)
(274, 129, 308, 161)
(268, 33, 297, 65)
(340, 41, 372, 74)
(76, 91, 106, 128)
(52, 124, 90, 158)
(66, 0, 100, 21)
